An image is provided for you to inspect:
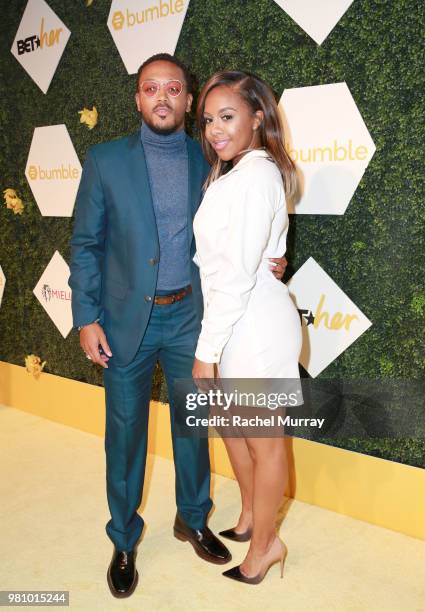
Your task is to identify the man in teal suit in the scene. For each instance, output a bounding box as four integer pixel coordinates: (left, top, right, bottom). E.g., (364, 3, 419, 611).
(69, 53, 286, 598)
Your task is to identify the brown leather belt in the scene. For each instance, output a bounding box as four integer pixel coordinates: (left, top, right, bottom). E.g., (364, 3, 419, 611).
(154, 285, 192, 305)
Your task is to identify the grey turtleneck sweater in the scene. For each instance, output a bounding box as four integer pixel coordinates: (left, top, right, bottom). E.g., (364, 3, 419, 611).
(140, 122, 190, 292)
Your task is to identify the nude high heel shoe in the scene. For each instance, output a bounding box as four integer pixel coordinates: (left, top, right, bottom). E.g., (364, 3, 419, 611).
(222, 536, 288, 585)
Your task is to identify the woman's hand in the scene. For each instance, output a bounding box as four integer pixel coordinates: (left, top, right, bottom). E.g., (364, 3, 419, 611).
(192, 357, 215, 391)
(269, 254, 288, 279)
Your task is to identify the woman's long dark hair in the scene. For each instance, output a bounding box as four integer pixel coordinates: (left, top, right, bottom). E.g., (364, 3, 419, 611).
(196, 70, 297, 196)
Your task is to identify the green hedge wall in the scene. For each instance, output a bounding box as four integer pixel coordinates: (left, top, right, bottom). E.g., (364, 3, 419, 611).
(0, 0, 424, 466)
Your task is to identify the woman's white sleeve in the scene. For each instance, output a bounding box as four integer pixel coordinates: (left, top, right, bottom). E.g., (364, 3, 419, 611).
(195, 172, 278, 363)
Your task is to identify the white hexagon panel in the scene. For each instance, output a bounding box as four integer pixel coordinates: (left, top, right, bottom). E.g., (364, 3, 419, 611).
(0, 265, 5, 308)
(279, 82, 375, 215)
(287, 257, 372, 377)
(25, 124, 82, 217)
(107, 0, 191, 74)
(11, 0, 71, 94)
(33, 251, 73, 338)
(273, 0, 355, 45)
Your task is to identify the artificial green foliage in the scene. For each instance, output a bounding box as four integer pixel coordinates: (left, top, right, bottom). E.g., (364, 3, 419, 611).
(0, 0, 423, 465)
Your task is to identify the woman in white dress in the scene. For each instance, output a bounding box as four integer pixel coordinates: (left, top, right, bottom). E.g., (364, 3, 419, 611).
(192, 71, 302, 584)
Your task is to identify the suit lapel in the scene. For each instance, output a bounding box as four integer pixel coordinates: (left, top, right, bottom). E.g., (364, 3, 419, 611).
(126, 132, 159, 246)
(124, 132, 202, 255)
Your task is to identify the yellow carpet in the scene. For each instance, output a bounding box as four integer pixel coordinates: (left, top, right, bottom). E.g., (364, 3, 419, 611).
(1, 404, 425, 612)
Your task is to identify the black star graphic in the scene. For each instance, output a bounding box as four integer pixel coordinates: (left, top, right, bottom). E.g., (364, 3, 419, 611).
(305, 310, 315, 326)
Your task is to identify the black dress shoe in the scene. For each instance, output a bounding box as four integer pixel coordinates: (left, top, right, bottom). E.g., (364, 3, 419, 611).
(219, 527, 252, 542)
(173, 513, 232, 565)
(107, 548, 138, 598)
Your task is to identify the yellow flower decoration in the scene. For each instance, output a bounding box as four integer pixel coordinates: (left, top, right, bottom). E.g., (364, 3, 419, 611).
(25, 354, 47, 378)
(3, 188, 24, 215)
(78, 106, 98, 130)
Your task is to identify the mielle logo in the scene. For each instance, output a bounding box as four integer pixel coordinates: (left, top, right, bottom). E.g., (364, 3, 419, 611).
(288, 139, 368, 163)
(17, 17, 63, 55)
(41, 284, 71, 302)
(28, 164, 80, 180)
(112, 0, 185, 30)
(298, 294, 359, 331)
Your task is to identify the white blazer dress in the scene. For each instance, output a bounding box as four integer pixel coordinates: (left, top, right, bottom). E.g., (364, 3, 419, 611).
(193, 149, 302, 379)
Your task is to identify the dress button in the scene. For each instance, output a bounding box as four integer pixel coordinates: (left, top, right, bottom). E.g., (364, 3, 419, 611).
(144, 295, 152, 302)
(149, 258, 157, 265)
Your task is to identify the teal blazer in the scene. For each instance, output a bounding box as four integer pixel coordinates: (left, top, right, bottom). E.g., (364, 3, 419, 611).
(69, 131, 210, 366)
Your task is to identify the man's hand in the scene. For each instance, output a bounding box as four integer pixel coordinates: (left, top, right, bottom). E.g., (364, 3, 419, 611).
(80, 322, 112, 369)
(268, 255, 288, 280)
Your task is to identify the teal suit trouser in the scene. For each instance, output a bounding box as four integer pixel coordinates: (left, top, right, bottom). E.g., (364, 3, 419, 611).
(103, 291, 213, 551)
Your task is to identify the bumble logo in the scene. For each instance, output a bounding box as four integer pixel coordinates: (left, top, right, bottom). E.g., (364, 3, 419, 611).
(27, 164, 80, 181)
(112, 11, 125, 30)
(25, 125, 82, 217)
(108, 0, 190, 74)
(111, 0, 185, 30)
(28, 166, 38, 180)
(11, 0, 71, 94)
(288, 257, 372, 377)
(279, 82, 376, 215)
(289, 140, 369, 163)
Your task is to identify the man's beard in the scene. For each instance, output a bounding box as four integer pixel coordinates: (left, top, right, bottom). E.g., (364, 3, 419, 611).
(143, 116, 179, 136)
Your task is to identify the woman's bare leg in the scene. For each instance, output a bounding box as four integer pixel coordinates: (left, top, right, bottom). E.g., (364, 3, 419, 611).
(221, 436, 254, 532)
(239, 435, 287, 576)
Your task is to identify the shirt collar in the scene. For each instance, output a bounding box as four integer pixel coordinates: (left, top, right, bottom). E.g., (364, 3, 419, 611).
(214, 148, 271, 183)
(140, 121, 186, 147)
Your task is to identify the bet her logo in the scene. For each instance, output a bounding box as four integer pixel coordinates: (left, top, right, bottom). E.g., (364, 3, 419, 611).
(112, 0, 185, 29)
(16, 17, 63, 55)
(299, 294, 359, 331)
